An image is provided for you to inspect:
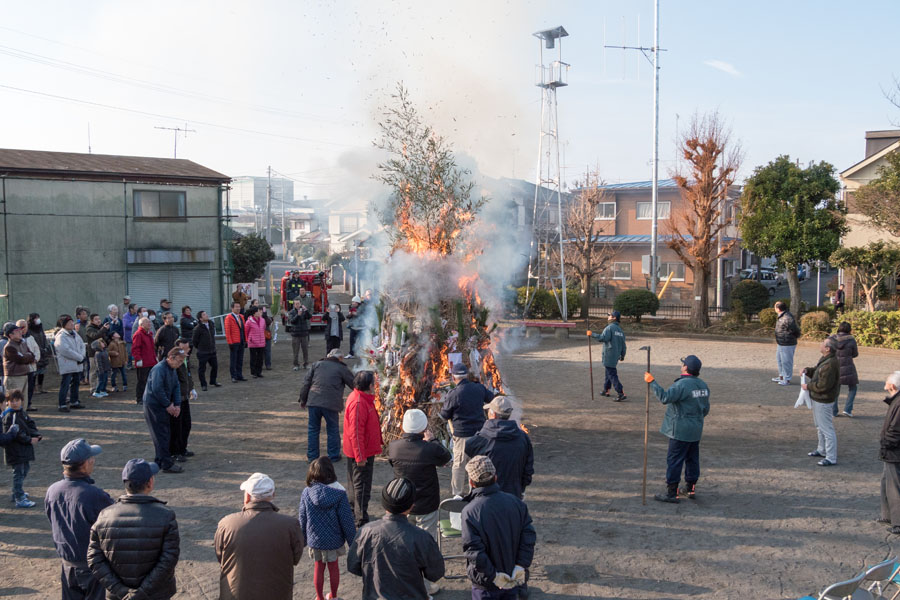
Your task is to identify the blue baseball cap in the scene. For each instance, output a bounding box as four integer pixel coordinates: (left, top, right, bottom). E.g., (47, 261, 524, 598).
(681, 355, 702, 373)
(451, 362, 468, 376)
(608, 310, 621, 320)
(60, 439, 103, 465)
(122, 458, 160, 485)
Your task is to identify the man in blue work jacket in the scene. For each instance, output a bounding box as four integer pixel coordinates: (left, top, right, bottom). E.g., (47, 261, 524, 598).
(143, 347, 185, 474)
(593, 310, 627, 401)
(645, 354, 710, 503)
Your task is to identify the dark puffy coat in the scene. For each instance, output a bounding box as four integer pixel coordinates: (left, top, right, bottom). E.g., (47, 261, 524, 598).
(806, 353, 841, 404)
(774, 311, 801, 346)
(298, 358, 354, 412)
(179, 316, 197, 340)
(87, 495, 179, 600)
(154, 325, 179, 359)
(347, 513, 445, 600)
(461, 483, 536, 591)
(28, 326, 52, 370)
(191, 321, 217, 357)
(881, 392, 900, 463)
(829, 332, 859, 386)
(85, 324, 108, 358)
(387, 433, 453, 514)
(288, 308, 312, 336)
(440, 380, 494, 438)
(1, 407, 39, 465)
(323, 311, 345, 341)
(465, 420, 534, 499)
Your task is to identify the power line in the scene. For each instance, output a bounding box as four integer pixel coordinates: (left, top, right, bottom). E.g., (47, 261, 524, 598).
(0, 41, 360, 126)
(0, 83, 368, 150)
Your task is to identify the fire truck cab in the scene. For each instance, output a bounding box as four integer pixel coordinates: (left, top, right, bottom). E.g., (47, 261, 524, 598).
(280, 269, 331, 330)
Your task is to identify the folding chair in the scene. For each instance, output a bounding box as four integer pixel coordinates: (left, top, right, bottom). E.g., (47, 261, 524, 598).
(437, 497, 468, 580)
(815, 572, 865, 600)
(859, 559, 900, 600)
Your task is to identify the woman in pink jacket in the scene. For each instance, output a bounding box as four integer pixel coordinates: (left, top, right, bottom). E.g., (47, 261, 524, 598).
(244, 306, 267, 378)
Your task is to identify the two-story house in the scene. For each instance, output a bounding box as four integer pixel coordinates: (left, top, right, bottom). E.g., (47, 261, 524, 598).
(588, 179, 742, 305)
(0, 149, 230, 322)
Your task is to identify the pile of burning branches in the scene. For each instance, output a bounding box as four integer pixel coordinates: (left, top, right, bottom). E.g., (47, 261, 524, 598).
(367, 83, 507, 448)
(368, 270, 506, 448)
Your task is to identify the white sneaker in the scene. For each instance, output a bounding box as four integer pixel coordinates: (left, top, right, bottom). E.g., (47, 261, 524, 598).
(771, 377, 783, 383)
(778, 380, 790, 386)
(842, 411, 853, 418)
(100, 391, 109, 397)
(425, 580, 441, 594)
(91, 392, 103, 398)
(292, 366, 299, 371)
(344, 354, 355, 359)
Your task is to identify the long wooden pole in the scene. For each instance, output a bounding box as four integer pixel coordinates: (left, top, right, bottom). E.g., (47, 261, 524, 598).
(640, 345, 651, 505)
(586, 329, 594, 402)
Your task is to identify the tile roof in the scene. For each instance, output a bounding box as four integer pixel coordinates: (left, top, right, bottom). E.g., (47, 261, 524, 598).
(597, 178, 679, 190)
(0, 148, 229, 183)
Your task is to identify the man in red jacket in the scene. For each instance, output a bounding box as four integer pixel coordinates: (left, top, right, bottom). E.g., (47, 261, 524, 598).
(224, 302, 247, 383)
(343, 370, 383, 527)
(131, 318, 158, 405)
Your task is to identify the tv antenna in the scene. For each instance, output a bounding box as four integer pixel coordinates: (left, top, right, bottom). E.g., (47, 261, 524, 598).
(604, 0, 667, 294)
(154, 123, 196, 158)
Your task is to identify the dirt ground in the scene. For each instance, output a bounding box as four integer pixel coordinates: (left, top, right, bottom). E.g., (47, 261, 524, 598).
(1, 331, 899, 599)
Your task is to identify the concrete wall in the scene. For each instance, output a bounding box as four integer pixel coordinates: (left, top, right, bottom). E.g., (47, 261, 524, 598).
(0, 176, 225, 324)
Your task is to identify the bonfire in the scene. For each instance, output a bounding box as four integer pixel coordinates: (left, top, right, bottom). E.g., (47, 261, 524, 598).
(367, 84, 509, 448)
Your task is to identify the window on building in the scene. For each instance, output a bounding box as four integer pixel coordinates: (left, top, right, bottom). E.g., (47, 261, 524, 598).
(636, 201, 671, 220)
(134, 190, 186, 218)
(591, 282, 607, 298)
(595, 202, 616, 220)
(341, 215, 358, 232)
(612, 262, 632, 280)
(660, 262, 685, 281)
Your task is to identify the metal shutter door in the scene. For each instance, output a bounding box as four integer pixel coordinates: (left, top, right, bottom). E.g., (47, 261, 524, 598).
(170, 270, 213, 316)
(127, 271, 170, 310)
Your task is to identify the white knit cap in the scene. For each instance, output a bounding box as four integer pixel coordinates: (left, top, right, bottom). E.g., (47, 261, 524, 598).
(239, 473, 275, 499)
(402, 409, 428, 434)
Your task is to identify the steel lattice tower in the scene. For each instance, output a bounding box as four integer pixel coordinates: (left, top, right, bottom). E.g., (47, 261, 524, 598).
(524, 26, 570, 321)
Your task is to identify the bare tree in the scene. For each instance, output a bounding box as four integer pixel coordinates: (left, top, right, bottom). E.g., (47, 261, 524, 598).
(555, 170, 621, 319)
(667, 112, 743, 329)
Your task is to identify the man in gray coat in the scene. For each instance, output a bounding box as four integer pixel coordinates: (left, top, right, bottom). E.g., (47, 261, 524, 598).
(298, 349, 354, 463)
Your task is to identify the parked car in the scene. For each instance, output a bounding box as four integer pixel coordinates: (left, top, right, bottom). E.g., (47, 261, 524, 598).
(739, 268, 783, 296)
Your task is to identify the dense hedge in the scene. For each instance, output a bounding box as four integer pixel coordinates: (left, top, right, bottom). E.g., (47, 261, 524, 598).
(731, 280, 770, 319)
(834, 310, 900, 349)
(801, 311, 831, 338)
(515, 286, 581, 320)
(759, 307, 778, 328)
(613, 289, 660, 322)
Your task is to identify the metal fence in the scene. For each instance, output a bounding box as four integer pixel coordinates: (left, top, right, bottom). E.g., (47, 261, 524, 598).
(588, 303, 729, 321)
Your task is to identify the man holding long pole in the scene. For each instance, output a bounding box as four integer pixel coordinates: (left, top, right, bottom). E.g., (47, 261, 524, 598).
(644, 355, 710, 504)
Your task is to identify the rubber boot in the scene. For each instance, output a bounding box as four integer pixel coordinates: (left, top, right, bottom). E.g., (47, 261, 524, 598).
(680, 481, 696, 499)
(654, 483, 679, 504)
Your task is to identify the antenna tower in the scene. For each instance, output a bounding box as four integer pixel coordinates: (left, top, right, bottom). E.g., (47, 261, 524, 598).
(524, 26, 570, 321)
(154, 123, 197, 158)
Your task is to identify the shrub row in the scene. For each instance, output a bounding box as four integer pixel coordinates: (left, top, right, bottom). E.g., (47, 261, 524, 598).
(833, 310, 900, 350)
(515, 286, 581, 320)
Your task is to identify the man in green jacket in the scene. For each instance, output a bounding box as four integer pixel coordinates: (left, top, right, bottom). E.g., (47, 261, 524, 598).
(593, 311, 627, 402)
(645, 355, 710, 503)
(802, 337, 841, 466)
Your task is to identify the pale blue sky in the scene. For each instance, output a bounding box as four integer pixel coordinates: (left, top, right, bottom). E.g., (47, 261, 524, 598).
(0, 1, 897, 202)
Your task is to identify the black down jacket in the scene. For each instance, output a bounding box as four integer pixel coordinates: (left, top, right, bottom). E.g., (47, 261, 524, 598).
(87, 495, 180, 600)
(881, 392, 900, 464)
(387, 432, 452, 515)
(298, 357, 354, 412)
(829, 332, 859, 386)
(775, 311, 801, 346)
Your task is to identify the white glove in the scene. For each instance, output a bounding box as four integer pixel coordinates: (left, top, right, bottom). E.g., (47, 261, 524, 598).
(493, 571, 515, 590)
(136, 360, 143, 368)
(189, 389, 198, 401)
(512, 566, 526, 585)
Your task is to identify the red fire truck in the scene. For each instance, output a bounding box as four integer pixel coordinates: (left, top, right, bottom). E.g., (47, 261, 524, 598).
(280, 270, 331, 330)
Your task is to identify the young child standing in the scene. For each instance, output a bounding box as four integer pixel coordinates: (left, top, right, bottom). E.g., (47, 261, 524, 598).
(107, 332, 128, 393)
(298, 457, 356, 600)
(91, 338, 112, 398)
(2, 390, 41, 508)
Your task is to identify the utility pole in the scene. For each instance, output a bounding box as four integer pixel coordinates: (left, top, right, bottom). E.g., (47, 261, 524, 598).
(266, 166, 272, 301)
(605, 1, 665, 293)
(154, 124, 196, 158)
(280, 177, 287, 260)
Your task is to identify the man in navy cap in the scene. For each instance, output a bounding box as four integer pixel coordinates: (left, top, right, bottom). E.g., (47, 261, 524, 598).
(592, 310, 628, 402)
(440, 363, 494, 496)
(88, 458, 180, 600)
(45, 439, 113, 600)
(142, 347, 185, 474)
(644, 355, 711, 503)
